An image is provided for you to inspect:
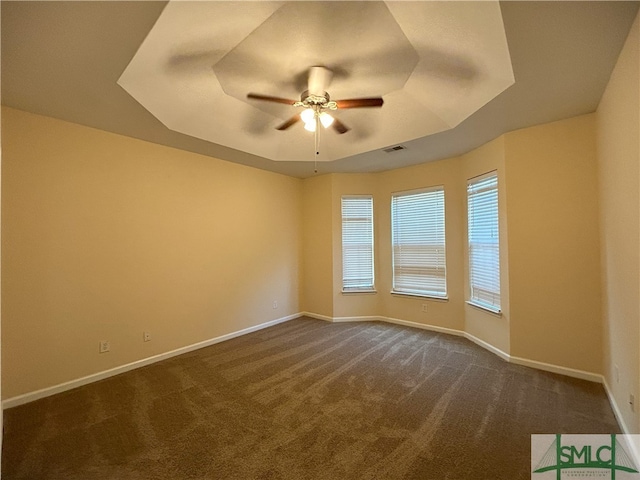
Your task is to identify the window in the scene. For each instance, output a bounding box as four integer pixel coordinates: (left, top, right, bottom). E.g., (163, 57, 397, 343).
(391, 187, 446, 298)
(341, 196, 375, 292)
(467, 172, 501, 313)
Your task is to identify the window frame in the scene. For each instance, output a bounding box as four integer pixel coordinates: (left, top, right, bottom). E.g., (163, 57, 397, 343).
(466, 171, 501, 314)
(341, 195, 376, 294)
(390, 186, 447, 300)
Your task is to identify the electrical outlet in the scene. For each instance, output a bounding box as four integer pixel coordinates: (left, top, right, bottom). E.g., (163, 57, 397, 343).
(143, 332, 151, 342)
(99, 340, 110, 353)
(614, 364, 620, 383)
(630, 394, 635, 412)
(421, 304, 428, 313)
(273, 300, 278, 309)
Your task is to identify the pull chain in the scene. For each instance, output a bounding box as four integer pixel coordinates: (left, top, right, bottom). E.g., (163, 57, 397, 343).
(314, 109, 320, 174)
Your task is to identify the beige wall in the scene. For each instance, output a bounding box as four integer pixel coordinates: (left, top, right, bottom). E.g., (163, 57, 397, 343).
(303, 160, 471, 332)
(1, 107, 302, 399)
(5, 16, 638, 407)
(3, 106, 609, 402)
(504, 114, 602, 374)
(321, 143, 512, 353)
(300, 115, 602, 377)
(0, 82, 3, 456)
(330, 174, 380, 319)
(597, 12, 639, 433)
(305, 165, 469, 329)
(301, 174, 333, 318)
(461, 137, 510, 354)
(376, 158, 466, 331)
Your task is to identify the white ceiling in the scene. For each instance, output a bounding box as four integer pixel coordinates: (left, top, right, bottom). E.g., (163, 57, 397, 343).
(118, 1, 514, 163)
(2, 1, 639, 178)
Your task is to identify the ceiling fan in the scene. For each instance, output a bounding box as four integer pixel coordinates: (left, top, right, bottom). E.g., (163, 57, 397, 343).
(247, 66, 383, 135)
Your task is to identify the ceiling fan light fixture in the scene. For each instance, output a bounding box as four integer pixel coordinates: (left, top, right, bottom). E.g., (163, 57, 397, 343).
(300, 108, 315, 124)
(304, 121, 316, 132)
(319, 112, 334, 128)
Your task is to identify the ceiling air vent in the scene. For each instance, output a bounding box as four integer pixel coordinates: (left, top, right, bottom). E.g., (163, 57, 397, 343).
(383, 145, 406, 153)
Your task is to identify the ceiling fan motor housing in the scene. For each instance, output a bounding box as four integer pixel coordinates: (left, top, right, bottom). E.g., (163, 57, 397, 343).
(297, 91, 337, 110)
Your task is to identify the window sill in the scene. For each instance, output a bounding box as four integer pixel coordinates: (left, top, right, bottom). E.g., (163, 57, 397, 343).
(391, 291, 449, 302)
(342, 289, 377, 295)
(466, 301, 502, 317)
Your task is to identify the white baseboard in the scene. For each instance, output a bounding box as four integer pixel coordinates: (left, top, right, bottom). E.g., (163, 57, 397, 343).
(332, 315, 380, 323)
(509, 355, 602, 383)
(302, 312, 602, 384)
(381, 315, 465, 337)
(307, 313, 630, 433)
(381, 316, 511, 362)
(464, 332, 511, 363)
(300, 311, 334, 323)
(602, 376, 634, 434)
(3, 311, 607, 410)
(2, 313, 299, 410)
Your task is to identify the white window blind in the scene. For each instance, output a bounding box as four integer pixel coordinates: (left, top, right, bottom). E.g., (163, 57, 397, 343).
(391, 187, 446, 298)
(467, 172, 501, 312)
(342, 196, 375, 291)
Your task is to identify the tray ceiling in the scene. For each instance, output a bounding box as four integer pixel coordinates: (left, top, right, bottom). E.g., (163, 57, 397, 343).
(2, 1, 638, 177)
(118, 1, 514, 163)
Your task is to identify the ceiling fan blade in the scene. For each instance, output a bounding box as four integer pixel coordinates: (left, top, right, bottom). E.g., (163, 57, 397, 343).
(276, 115, 301, 131)
(247, 93, 297, 105)
(335, 97, 384, 109)
(308, 66, 333, 96)
(332, 117, 350, 134)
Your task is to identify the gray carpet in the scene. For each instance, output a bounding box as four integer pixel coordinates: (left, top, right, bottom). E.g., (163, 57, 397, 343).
(2, 317, 620, 479)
